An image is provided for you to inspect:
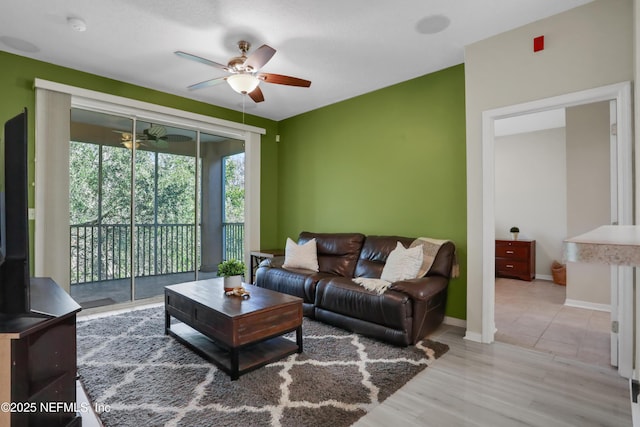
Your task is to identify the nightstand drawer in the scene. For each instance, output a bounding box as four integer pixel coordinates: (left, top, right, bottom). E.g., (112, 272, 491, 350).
(496, 259, 529, 274)
(496, 245, 529, 259)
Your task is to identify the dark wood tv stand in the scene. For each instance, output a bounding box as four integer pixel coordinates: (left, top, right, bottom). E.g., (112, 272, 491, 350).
(0, 278, 82, 427)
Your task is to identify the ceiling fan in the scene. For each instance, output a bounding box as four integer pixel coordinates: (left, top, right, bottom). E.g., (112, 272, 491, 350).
(114, 125, 191, 149)
(175, 40, 311, 103)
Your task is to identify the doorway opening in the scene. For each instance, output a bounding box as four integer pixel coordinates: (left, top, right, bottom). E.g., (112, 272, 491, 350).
(493, 101, 615, 368)
(480, 81, 633, 377)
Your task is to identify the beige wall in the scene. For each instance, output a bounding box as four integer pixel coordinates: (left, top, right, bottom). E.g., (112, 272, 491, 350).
(464, 0, 634, 337)
(565, 101, 611, 307)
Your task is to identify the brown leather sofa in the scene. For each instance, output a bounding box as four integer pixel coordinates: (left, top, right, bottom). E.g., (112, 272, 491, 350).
(255, 232, 456, 346)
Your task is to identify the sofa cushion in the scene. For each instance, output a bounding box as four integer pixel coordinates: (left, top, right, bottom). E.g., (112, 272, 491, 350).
(314, 309, 412, 347)
(255, 265, 332, 305)
(315, 277, 412, 330)
(283, 237, 319, 271)
(298, 232, 365, 277)
(380, 241, 423, 282)
(354, 236, 415, 278)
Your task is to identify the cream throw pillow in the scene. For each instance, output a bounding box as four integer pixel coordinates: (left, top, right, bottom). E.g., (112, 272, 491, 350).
(283, 238, 319, 271)
(380, 241, 423, 282)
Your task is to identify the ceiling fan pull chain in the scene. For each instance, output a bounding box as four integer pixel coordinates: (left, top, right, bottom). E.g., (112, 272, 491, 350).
(242, 94, 246, 124)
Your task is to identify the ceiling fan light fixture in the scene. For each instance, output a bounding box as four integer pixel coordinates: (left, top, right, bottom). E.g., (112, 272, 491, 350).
(227, 73, 259, 94)
(122, 139, 141, 150)
(120, 133, 140, 149)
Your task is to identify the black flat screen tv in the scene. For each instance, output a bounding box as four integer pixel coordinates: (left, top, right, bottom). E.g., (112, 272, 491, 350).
(0, 108, 30, 314)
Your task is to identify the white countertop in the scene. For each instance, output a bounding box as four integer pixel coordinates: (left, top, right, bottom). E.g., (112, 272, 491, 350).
(564, 225, 640, 267)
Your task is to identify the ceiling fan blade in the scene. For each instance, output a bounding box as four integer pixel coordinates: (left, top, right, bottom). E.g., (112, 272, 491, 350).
(165, 134, 194, 143)
(188, 76, 227, 91)
(243, 44, 276, 71)
(174, 51, 228, 70)
(149, 139, 169, 148)
(258, 73, 311, 87)
(248, 86, 265, 103)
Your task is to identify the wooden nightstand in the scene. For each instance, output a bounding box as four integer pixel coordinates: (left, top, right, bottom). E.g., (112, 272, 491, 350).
(495, 239, 536, 281)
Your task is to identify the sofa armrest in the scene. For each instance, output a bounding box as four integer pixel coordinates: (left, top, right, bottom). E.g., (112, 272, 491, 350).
(389, 275, 448, 301)
(391, 276, 450, 344)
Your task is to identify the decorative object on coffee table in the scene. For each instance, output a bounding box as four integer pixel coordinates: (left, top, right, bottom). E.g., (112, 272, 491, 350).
(225, 286, 251, 299)
(217, 259, 246, 292)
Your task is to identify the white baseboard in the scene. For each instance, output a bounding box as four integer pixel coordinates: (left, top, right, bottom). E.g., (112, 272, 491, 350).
(536, 274, 553, 281)
(564, 298, 611, 312)
(444, 316, 466, 328)
(442, 316, 480, 342)
(463, 331, 483, 343)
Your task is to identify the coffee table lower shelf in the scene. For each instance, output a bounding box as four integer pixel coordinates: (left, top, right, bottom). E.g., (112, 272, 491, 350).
(167, 322, 300, 380)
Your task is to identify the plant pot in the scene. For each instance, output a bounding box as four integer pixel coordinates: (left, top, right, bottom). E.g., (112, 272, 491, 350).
(511, 232, 519, 240)
(223, 275, 242, 292)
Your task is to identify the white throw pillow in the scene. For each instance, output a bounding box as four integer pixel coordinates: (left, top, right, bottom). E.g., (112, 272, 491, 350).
(380, 241, 423, 283)
(283, 238, 319, 272)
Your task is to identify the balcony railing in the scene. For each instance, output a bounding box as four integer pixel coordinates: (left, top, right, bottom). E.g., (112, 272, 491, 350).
(222, 222, 244, 262)
(70, 222, 244, 285)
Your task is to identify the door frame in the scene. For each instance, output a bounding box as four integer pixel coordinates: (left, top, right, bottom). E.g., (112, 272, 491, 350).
(479, 82, 633, 374)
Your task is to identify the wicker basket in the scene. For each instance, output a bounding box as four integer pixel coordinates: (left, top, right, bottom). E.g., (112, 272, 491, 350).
(551, 261, 566, 286)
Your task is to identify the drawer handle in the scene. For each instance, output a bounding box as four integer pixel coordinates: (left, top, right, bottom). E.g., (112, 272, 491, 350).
(506, 250, 514, 254)
(506, 264, 514, 268)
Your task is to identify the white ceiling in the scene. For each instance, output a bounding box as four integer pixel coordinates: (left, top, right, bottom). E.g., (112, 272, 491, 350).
(0, 0, 594, 121)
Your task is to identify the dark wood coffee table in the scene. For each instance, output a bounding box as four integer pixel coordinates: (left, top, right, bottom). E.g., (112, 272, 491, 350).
(164, 278, 303, 380)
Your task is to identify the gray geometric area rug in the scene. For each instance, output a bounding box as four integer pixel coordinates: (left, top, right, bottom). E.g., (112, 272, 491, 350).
(77, 306, 449, 427)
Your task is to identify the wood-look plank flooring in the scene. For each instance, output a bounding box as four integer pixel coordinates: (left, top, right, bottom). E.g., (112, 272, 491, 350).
(354, 324, 631, 427)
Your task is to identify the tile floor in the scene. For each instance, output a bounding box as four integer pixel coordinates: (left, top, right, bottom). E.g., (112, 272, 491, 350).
(495, 277, 612, 368)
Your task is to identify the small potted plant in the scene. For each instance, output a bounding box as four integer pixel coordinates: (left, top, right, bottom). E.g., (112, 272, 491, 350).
(510, 226, 520, 240)
(217, 259, 246, 292)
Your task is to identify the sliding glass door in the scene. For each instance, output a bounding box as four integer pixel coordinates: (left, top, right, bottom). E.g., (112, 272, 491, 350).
(69, 109, 133, 306)
(198, 133, 245, 278)
(69, 109, 245, 308)
(133, 121, 198, 299)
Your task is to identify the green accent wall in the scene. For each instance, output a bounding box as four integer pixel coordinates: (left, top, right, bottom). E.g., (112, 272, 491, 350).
(277, 64, 467, 319)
